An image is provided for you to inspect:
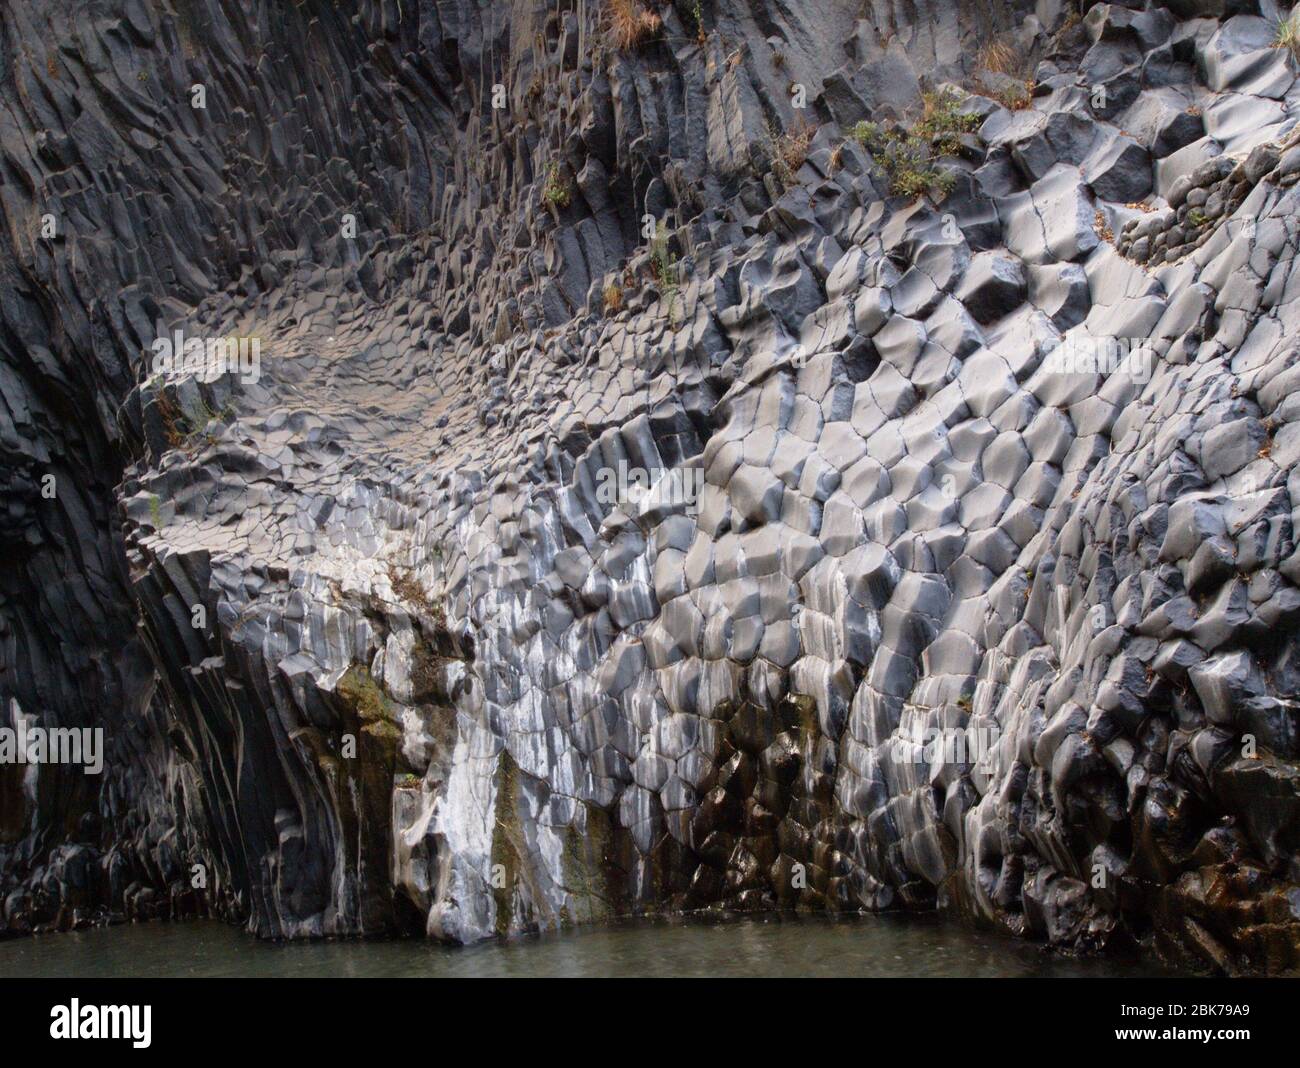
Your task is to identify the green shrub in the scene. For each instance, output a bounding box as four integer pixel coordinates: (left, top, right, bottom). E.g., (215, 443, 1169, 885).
(691, 0, 706, 44)
(542, 162, 571, 210)
(850, 90, 979, 201)
(990, 81, 1033, 110)
(650, 220, 682, 324)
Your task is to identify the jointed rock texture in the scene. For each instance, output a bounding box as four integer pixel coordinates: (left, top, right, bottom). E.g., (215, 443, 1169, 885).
(2, 0, 1300, 973)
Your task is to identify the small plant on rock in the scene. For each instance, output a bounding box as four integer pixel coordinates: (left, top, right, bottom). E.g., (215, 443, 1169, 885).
(913, 89, 984, 146)
(184, 395, 230, 445)
(603, 281, 624, 313)
(850, 89, 979, 201)
(542, 161, 571, 210)
(991, 80, 1033, 110)
(650, 221, 676, 285)
(649, 220, 682, 325)
(156, 390, 229, 449)
(976, 38, 1017, 76)
(1274, 8, 1300, 64)
(1094, 209, 1114, 243)
(606, 0, 662, 50)
(769, 115, 818, 186)
(337, 665, 400, 743)
(388, 562, 445, 624)
(970, 26, 1036, 107)
(156, 390, 187, 448)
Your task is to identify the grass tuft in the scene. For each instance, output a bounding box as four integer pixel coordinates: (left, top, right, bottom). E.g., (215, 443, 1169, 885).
(976, 39, 1017, 75)
(769, 116, 818, 186)
(1275, 9, 1300, 63)
(606, 0, 662, 51)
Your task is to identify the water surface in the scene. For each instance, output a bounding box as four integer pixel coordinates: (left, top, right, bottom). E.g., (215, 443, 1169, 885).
(0, 913, 1176, 978)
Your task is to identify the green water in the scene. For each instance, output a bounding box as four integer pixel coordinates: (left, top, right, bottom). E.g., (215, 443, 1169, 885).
(0, 913, 1175, 978)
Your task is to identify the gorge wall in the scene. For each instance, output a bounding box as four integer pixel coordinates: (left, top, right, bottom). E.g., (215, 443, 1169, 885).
(3, 0, 1300, 975)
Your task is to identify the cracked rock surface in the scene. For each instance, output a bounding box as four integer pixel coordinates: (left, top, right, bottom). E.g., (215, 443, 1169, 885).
(3, 0, 1300, 974)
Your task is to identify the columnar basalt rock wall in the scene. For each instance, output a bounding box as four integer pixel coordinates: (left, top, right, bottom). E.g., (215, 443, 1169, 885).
(2, 0, 1300, 974)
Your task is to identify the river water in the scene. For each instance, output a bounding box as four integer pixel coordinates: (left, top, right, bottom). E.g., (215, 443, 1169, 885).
(0, 913, 1175, 978)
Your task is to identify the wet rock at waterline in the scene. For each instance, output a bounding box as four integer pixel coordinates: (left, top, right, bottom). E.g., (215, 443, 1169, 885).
(2, 0, 1300, 975)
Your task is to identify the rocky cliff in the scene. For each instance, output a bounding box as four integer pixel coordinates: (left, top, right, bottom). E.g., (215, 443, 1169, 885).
(3, 0, 1300, 974)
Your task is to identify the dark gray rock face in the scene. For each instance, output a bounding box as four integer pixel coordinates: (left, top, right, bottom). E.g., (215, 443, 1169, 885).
(2, 0, 1300, 975)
